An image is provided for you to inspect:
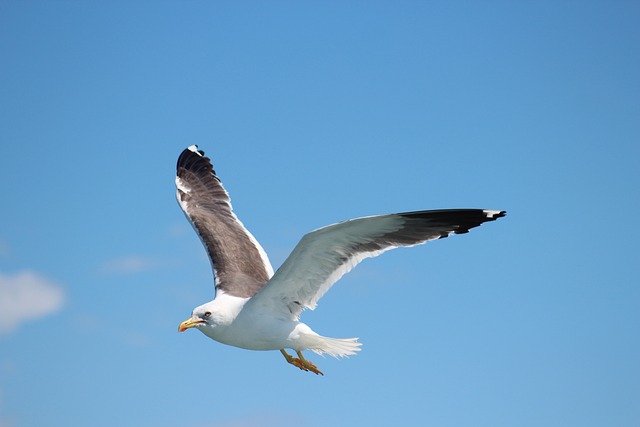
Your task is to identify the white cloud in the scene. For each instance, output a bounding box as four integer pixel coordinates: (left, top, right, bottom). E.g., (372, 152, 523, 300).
(0, 271, 65, 335)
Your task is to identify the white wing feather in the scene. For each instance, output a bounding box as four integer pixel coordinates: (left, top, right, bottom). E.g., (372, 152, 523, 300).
(248, 209, 505, 319)
(247, 215, 430, 319)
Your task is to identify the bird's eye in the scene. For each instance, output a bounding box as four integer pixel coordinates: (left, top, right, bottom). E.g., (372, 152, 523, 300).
(204, 311, 211, 318)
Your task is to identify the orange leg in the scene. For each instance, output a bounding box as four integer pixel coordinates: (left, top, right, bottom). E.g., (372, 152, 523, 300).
(280, 349, 324, 375)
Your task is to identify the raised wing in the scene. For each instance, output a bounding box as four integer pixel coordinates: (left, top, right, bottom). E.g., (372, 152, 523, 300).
(176, 146, 273, 298)
(248, 209, 505, 318)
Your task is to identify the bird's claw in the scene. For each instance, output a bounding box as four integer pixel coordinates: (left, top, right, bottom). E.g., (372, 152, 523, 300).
(292, 357, 323, 375)
(280, 349, 324, 375)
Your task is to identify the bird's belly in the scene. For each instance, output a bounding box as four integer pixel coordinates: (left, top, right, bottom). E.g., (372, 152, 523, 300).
(202, 314, 298, 351)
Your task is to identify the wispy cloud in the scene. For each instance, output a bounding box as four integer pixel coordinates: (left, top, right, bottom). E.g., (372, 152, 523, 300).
(0, 240, 10, 258)
(98, 255, 157, 274)
(179, 411, 302, 427)
(0, 271, 65, 335)
(167, 223, 190, 238)
(0, 385, 11, 427)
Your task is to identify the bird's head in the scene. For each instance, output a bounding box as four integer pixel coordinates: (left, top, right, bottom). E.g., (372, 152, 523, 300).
(178, 303, 215, 332)
(178, 293, 246, 333)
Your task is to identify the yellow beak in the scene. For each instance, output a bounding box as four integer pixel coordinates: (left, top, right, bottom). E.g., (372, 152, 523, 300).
(178, 316, 204, 332)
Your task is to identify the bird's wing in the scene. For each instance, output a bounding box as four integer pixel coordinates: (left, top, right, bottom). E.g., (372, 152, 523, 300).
(175, 146, 273, 298)
(248, 209, 505, 319)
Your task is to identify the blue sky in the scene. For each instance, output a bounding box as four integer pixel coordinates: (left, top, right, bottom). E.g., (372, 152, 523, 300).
(1, 1, 639, 426)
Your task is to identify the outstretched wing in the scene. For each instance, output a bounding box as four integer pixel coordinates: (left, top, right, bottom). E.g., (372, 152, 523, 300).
(248, 209, 505, 318)
(175, 145, 273, 298)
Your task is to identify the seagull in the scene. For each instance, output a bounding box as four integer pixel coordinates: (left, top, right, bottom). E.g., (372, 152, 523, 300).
(176, 145, 505, 375)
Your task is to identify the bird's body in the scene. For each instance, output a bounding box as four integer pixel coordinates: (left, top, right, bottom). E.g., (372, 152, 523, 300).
(176, 145, 505, 374)
(189, 292, 360, 356)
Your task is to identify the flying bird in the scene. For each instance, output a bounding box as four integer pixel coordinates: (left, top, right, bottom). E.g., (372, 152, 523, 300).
(176, 145, 505, 375)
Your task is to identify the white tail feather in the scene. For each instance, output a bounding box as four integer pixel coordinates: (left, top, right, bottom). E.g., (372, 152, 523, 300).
(309, 336, 362, 358)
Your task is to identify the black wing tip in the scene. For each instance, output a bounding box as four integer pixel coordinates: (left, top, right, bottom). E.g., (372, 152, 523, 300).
(176, 145, 220, 180)
(177, 145, 204, 165)
(187, 144, 204, 156)
(397, 208, 506, 237)
(398, 209, 506, 219)
(454, 209, 506, 234)
(484, 210, 507, 220)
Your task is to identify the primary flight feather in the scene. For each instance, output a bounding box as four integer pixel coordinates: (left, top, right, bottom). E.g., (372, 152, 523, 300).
(177, 145, 505, 375)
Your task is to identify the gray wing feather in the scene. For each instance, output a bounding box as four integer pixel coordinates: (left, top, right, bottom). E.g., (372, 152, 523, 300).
(176, 146, 273, 298)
